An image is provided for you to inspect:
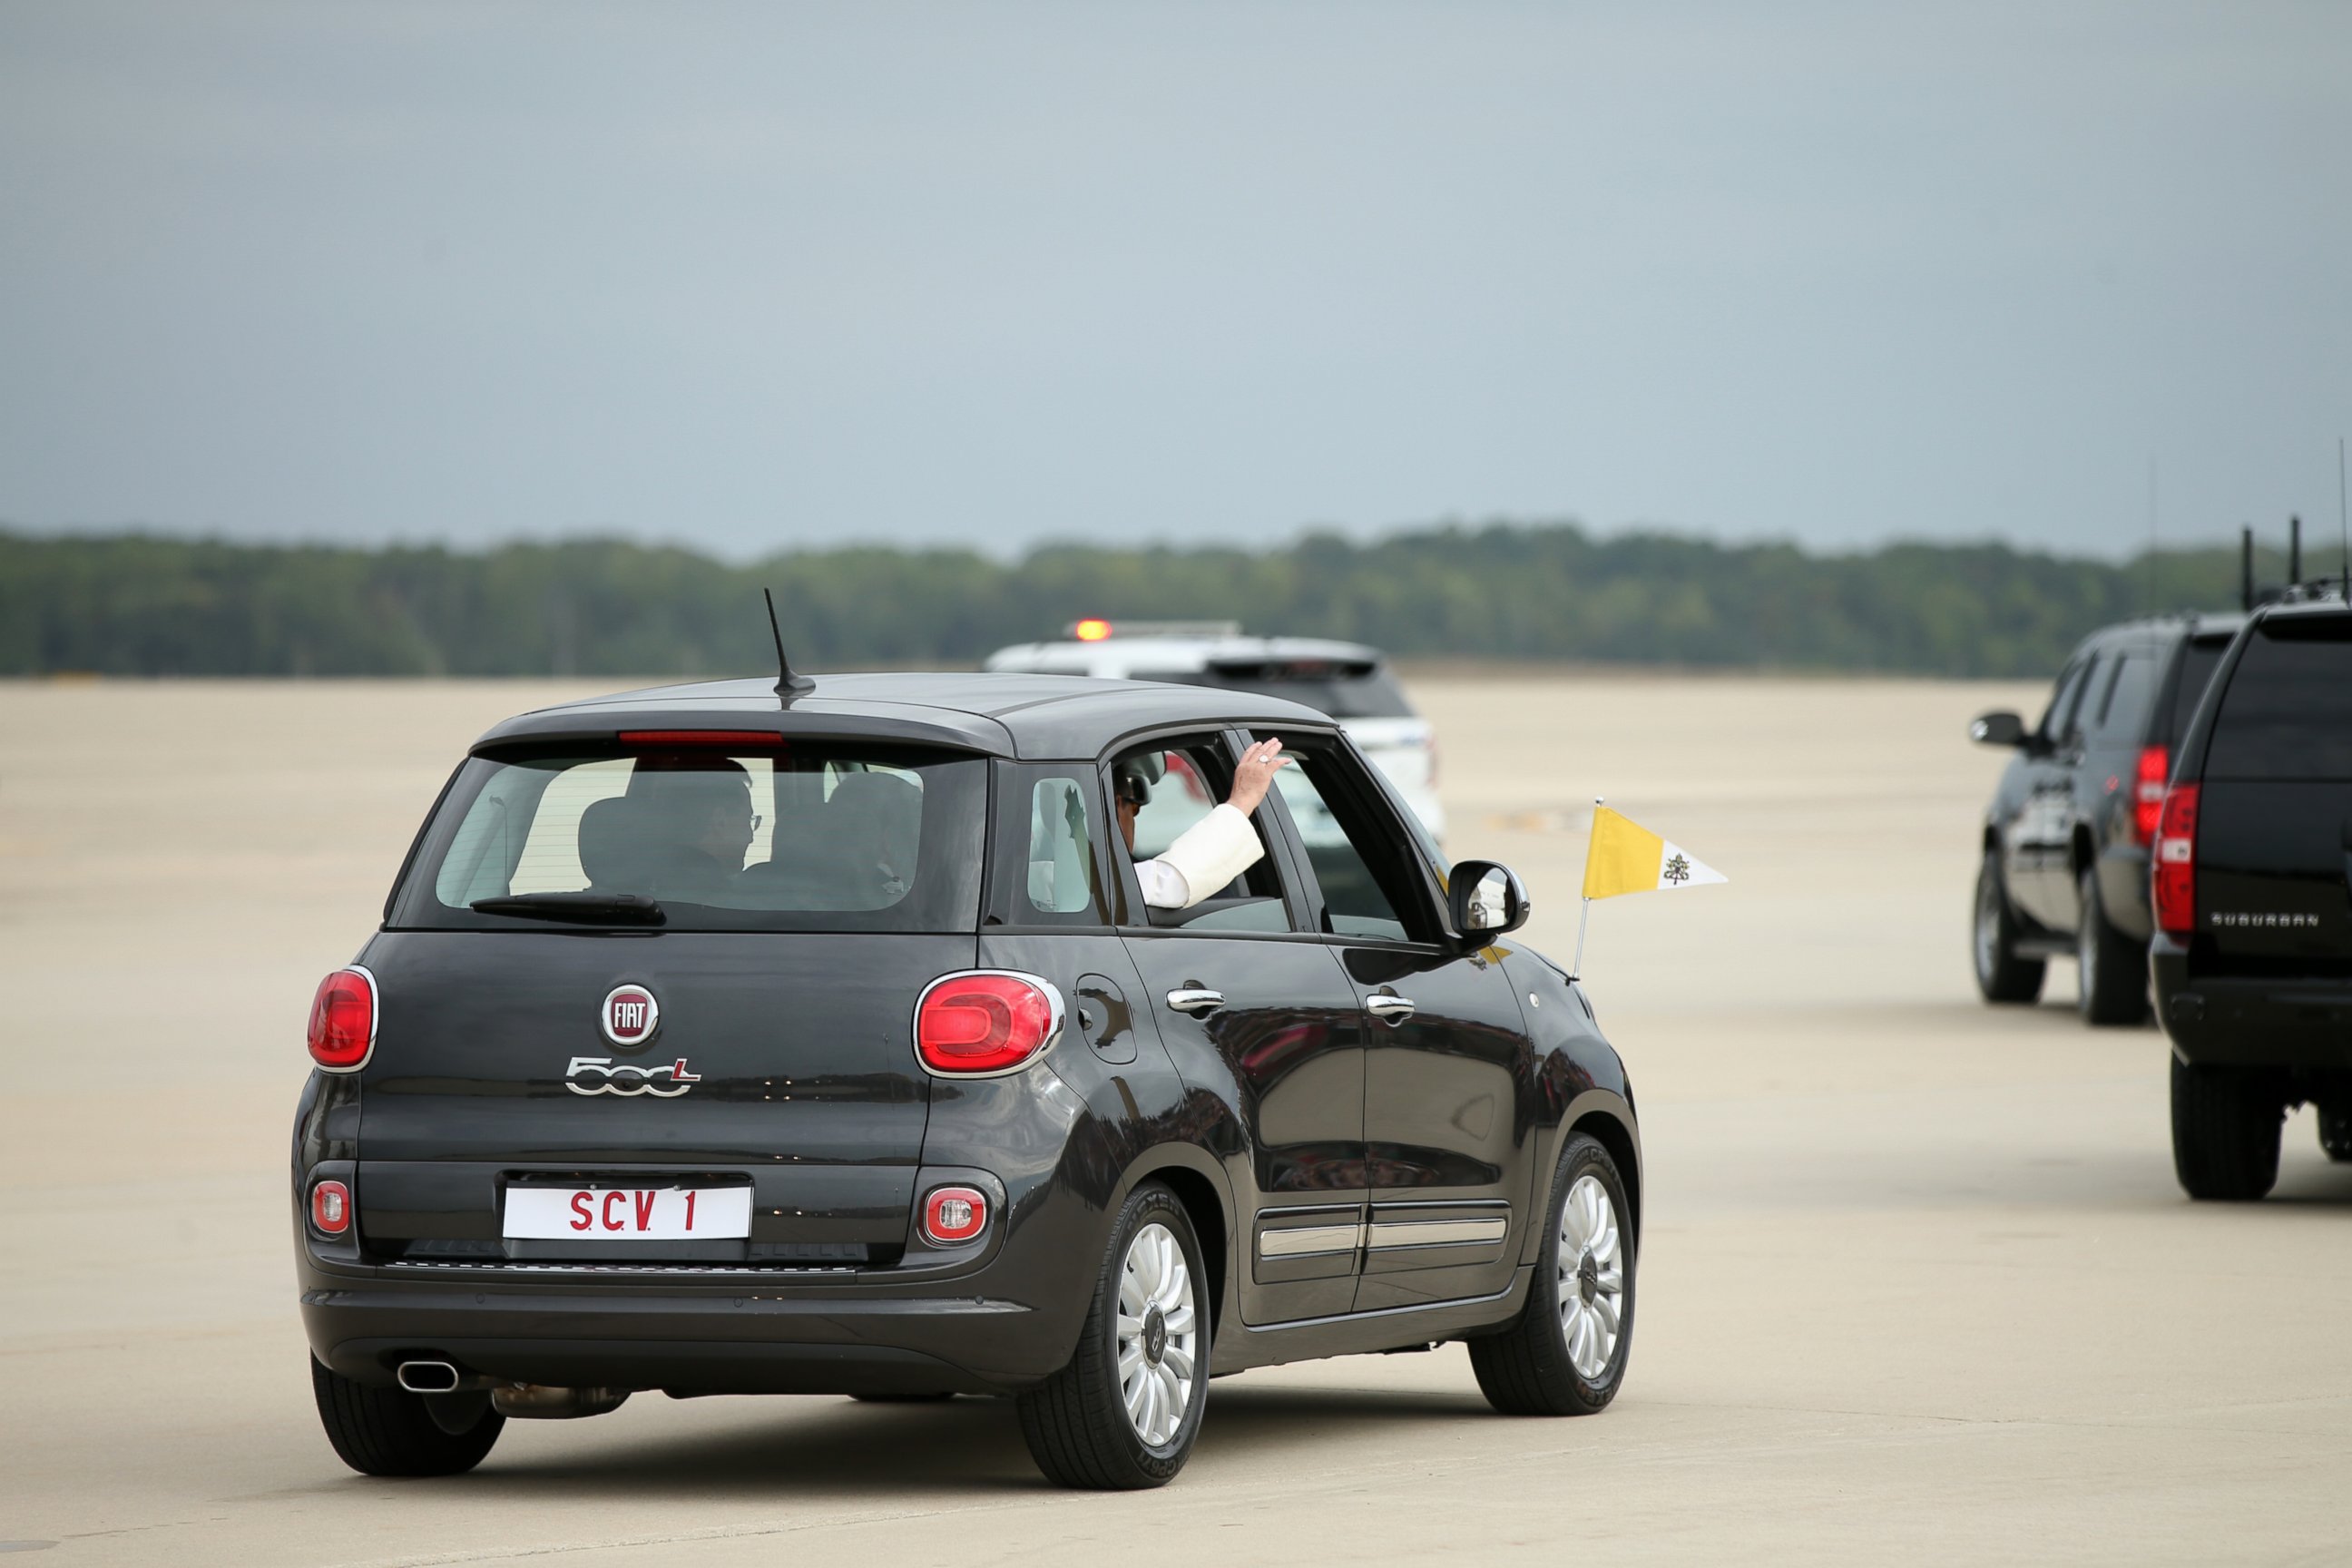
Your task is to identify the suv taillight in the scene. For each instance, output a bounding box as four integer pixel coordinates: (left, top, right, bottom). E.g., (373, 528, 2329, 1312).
(915, 972, 1062, 1075)
(307, 967, 377, 1072)
(2151, 783, 2200, 938)
(2132, 746, 2169, 845)
(310, 1179, 352, 1235)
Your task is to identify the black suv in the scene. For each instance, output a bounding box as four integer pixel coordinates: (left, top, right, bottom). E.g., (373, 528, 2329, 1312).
(1970, 612, 2242, 1024)
(2150, 593, 2352, 1199)
(294, 673, 1641, 1489)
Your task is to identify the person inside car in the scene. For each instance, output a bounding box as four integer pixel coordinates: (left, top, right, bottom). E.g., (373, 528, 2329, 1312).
(1119, 735, 1291, 909)
(628, 762, 758, 903)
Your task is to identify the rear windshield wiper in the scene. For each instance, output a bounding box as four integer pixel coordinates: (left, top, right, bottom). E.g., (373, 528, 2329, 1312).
(470, 893, 667, 927)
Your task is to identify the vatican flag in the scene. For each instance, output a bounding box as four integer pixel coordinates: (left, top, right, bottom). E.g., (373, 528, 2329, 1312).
(1581, 806, 1727, 900)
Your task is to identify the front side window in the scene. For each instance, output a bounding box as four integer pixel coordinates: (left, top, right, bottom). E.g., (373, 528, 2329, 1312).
(395, 741, 985, 932)
(1109, 737, 1288, 932)
(1259, 739, 1433, 943)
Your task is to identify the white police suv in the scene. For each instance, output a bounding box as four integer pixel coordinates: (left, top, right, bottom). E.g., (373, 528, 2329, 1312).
(985, 622, 1445, 845)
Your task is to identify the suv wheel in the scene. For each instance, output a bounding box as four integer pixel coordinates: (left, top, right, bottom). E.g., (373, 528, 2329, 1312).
(1974, 848, 2045, 1004)
(2170, 1057, 2284, 1200)
(2319, 1107, 2352, 1162)
(1016, 1182, 1208, 1489)
(1468, 1133, 1632, 1416)
(309, 1357, 504, 1476)
(2075, 867, 2151, 1026)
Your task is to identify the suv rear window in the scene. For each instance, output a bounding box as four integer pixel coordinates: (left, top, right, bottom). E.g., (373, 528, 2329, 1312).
(390, 742, 986, 932)
(1138, 660, 1416, 720)
(2206, 614, 2352, 780)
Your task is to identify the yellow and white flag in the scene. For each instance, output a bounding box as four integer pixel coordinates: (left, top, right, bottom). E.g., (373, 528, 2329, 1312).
(1582, 806, 1726, 900)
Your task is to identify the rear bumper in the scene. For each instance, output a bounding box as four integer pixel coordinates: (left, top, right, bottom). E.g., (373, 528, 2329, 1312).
(298, 1260, 1076, 1396)
(2153, 943, 2352, 1071)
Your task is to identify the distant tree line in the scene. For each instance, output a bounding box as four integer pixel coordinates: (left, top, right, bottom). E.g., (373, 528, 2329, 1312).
(0, 523, 2293, 680)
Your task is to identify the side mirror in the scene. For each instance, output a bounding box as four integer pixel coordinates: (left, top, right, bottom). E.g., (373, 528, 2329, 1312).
(1969, 710, 2027, 749)
(1448, 859, 1530, 943)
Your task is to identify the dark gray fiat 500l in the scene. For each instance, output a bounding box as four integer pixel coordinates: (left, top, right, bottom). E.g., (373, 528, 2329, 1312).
(294, 672, 1642, 1488)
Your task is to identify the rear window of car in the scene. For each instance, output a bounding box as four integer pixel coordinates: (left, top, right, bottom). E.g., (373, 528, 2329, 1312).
(1138, 660, 1416, 720)
(389, 741, 986, 932)
(2206, 614, 2352, 779)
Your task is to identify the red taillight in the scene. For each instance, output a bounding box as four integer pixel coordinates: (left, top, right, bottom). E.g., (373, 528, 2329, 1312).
(915, 972, 1061, 1074)
(619, 730, 789, 750)
(310, 1179, 352, 1235)
(307, 967, 377, 1072)
(2132, 745, 2169, 845)
(922, 1186, 988, 1243)
(2151, 783, 2200, 938)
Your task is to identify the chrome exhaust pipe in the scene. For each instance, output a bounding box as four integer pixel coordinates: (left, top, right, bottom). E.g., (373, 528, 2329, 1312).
(491, 1383, 631, 1420)
(396, 1359, 462, 1394)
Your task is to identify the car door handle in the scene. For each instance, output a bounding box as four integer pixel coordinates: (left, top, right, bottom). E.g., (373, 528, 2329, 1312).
(1166, 988, 1225, 1014)
(1366, 994, 1416, 1022)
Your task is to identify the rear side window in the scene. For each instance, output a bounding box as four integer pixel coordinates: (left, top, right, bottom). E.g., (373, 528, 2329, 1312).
(2087, 653, 2157, 745)
(2207, 615, 2352, 779)
(1026, 778, 1103, 916)
(394, 742, 986, 932)
(2160, 637, 2230, 745)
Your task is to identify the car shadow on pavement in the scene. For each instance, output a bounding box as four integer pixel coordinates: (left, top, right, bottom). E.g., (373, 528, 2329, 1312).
(399, 1381, 1499, 1496)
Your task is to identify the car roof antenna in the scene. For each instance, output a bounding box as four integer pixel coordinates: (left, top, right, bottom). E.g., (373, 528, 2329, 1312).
(2239, 525, 2255, 613)
(762, 588, 815, 705)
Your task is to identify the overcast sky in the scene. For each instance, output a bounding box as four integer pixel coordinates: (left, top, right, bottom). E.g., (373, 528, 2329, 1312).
(3, 2, 2347, 561)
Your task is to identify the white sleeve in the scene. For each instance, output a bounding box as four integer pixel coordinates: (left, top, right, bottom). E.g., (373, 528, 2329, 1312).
(1137, 804, 1265, 909)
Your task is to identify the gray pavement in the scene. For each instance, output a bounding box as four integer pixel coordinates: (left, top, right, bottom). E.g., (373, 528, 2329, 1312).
(3, 676, 2347, 1566)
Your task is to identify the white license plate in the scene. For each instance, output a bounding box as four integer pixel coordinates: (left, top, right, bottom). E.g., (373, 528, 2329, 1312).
(504, 1186, 751, 1240)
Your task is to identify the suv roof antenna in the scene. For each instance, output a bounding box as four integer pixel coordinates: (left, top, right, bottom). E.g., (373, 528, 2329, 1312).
(2337, 437, 2347, 600)
(762, 589, 815, 705)
(2288, 514, 2303, 588)
(2240, 525, 2256, 612)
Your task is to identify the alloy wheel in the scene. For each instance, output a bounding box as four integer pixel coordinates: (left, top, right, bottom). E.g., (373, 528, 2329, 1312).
(1115, 1221, 1196, 1446)
(1556, 1174, 1624, 1380)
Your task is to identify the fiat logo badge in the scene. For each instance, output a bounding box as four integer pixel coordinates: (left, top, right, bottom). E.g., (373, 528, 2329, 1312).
(600, 984, 661, 1050)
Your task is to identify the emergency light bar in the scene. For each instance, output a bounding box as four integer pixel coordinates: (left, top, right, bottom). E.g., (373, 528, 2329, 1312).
(1062, 619, 1242, 642)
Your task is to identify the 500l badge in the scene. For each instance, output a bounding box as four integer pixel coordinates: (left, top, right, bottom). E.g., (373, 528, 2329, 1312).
(565, 1056, 703, 1097)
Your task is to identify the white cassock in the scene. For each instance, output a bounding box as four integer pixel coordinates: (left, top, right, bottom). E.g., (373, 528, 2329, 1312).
(1136, 804, 1265, 909)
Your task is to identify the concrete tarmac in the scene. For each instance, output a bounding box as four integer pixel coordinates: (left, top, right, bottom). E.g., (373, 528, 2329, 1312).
(3, 676, 2347, 1566)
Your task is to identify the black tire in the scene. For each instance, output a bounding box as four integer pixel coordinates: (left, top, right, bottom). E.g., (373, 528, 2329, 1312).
(1016, 1182, 1209, 1489)
(2318, 1107, 2352, 1163)
(1974, 848, 2045, 1004)
(1468, 1133, 1633, 1416)
(2075, 867, 2151, 1026)
(2170, 1057, 2284, 1201)
(309, 1357, 504, 1477)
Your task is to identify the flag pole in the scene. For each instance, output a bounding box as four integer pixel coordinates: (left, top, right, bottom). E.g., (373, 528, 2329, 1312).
(1571, 795, 1602, 981)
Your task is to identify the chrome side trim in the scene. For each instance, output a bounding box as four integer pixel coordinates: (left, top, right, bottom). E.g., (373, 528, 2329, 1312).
(1366, 1217, 1509, 1250)
(1257, 1223, 1365, 1259)
(1239, 1275, 1525, 1335)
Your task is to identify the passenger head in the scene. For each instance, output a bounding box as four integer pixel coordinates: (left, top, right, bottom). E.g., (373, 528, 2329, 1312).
(630, 760, 757, 872)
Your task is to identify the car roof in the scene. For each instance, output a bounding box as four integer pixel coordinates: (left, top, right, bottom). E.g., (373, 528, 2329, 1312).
(2082, 609, 2249, 649)
(985, 633, 1385, 676)
(471, 671, 1336, 761)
